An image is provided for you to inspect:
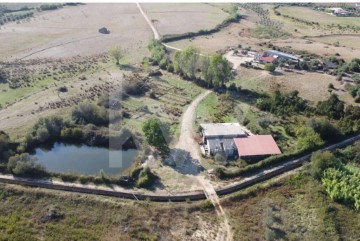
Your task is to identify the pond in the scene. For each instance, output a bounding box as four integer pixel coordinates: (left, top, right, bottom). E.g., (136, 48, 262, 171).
(32, 142, 138, 176)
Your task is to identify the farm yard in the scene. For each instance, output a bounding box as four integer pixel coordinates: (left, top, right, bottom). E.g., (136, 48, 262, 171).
(0, 3, 360, 241)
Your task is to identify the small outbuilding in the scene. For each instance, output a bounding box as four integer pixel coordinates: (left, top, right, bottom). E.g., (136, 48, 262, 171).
(200, 123, 247, 158)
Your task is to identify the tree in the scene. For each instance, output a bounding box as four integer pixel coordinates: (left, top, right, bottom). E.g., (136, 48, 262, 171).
(109, 46, 123, 65)
(0, 131, 9, 163)
(142, 119, 170, 154)
(208, 53, 231, 87)
(7, 153, 47, 177)
(264, 63, 276, 72)
(136, 166, 156, 188)
(299, 61, 309, 70)
(174, 46, 200, 79)
(296, 127, 324, 152)
(310, 151, 339, 179)
(200, 55, 211, 86)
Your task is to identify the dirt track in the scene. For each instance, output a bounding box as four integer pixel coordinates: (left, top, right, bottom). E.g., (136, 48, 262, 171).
(137, 4, 233, 239)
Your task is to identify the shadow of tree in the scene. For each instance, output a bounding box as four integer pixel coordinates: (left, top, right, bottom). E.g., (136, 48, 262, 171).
(164, 148, 204, 175)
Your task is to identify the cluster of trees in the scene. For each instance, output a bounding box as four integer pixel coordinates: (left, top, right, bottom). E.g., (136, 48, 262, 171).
(38, 4, 62, 11)
(316, 94, 344, 120)
(334, 58, 360, 76)
(311, 150, 360, 210)
(72, 103, 114, 126)
(7, 153, 47, 177)
(0, 12, 33, 25)
(0, 131, 9, 163)
(142, 118, 171, 155)
(256, 90, 308, 116)
(173, 47, 232, 89)
(26, 116, 67, 148)
(346, 74, 360, 102)
(146, 41, 232, 90)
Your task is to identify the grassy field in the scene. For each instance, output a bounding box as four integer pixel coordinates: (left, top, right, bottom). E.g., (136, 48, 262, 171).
(230, 67, 354, 105)
(141, 3, 228, 35)
(0, 183, 219, 241)
(0, 4, 152, 61)
(278, 6, 360, 28)
(222, 171, 360, 241)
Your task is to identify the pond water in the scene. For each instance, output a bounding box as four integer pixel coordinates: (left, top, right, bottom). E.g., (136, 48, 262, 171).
(32, 142, 138, 176)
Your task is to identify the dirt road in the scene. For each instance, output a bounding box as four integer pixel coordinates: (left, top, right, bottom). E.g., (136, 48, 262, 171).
(175, 90, 233, 241)
(137, 4, 232, 240)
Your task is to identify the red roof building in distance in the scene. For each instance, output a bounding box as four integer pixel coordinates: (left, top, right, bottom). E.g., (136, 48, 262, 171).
(259, 56, 278, 64)
(234, 135, 281, 157)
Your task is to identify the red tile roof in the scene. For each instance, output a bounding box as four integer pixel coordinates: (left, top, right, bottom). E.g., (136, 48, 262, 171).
(259, 56, 277, 63)
(234, 135, 281, 157)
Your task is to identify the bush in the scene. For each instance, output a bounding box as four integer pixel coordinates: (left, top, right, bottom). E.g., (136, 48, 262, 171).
(142, 119, 171, 155)
(7, 153, 47, 177)
(310, 151, 339, 179)
(264, 63, 276, 72)
(72, 103, 110, 126)
(159, 58, 168, 70)
(58, 86, 68, 92)
(26, 116, 67, 148)
(166, 63, 174, 72)
(0, 131, 9, 163)
(136, 166, 156, 188)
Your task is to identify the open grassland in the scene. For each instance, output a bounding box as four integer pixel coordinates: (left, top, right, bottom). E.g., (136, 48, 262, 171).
(0, 183, 219, 241)
(231, 67, 355, 105)
(271, 38, 360, 62)
(0, 3, 152, 62)
(222, 172, 360, 241)
(141, 3, 228, 36)
(278, 6, 360, 28)
(308, 35, 360, 50)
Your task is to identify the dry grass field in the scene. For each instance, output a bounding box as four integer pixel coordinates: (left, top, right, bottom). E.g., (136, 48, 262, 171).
(231, 67, 355, 105)
(0, 4, 152, 62)
(0, 183, 220, 241)
(308, 35, 360, 49)
(278, 6, 360, 28)
(141, 3, 228, 35)
(271, 38, 360, 62)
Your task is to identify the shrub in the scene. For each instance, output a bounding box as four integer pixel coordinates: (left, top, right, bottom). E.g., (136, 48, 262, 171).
(7, 153, 47, 177)
(58, 86, 68, 92)
(166, 63, 174, 72)
(0, 131, 9, 163)
(72, 103, 109, 126)
(159, 58, 168, 70)
(136, 166, 156, 188)
(264, 63, 276, 72)
(310, 151, 339, 179)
